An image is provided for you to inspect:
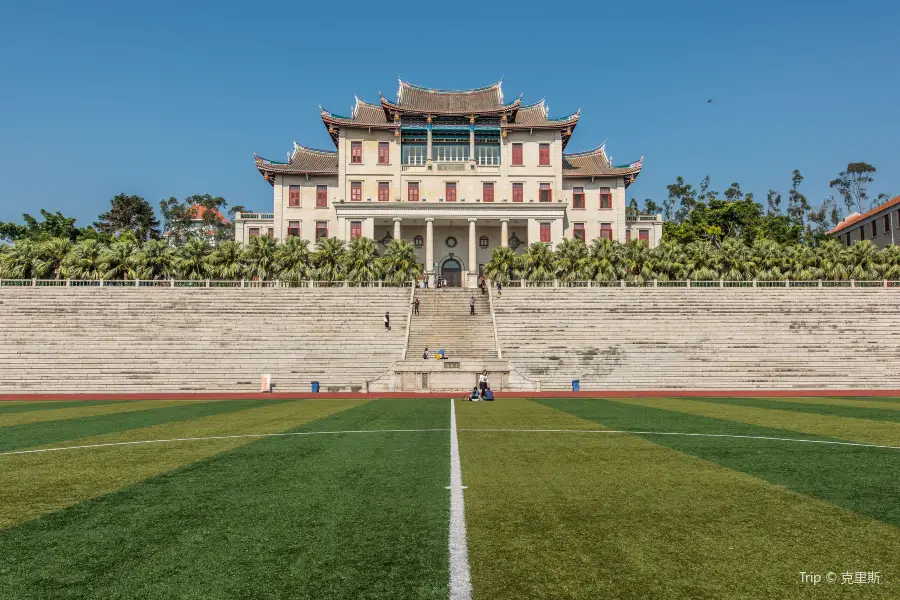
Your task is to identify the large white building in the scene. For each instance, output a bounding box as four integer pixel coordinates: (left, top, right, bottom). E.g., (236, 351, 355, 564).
(236, 79, 659, 287)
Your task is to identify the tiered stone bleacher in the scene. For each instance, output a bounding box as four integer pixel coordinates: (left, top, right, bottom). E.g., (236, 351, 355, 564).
(0, 287, 410, 393)
(406, 289, 496, 361)
(493, 287, 900, 390)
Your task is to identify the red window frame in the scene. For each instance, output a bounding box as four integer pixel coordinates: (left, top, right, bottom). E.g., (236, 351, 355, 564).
(512, 182, 523, 203)
(408, 182, 419, 202)
(625, 229, 631, 242)
(446, 182, 456, 202)
(573, 223, 585, 241)
(350, 141, 362, 164)
(316, 185, 327, 208)
(378, 142, 389, 165)
(599, 188, 612, 209)
(483, 182, 494, 203)
(539, 183, 552, 203)
(639, 229, 650, 245)
(600, 223, 613, 240)
(539, 222, 551, 243)
(316, 221, 328, 241)
(885, 214, 891, 232)
(248, 227, 260, 239)
(378, 182, 390, 202)
(572, 187, 585, 209)
(288, 185, 300, 207)
(350, 221, 362, 240)
(350, 181, 362, 202)
(287, 221, 300, 237)
(511, 143, 523, 166)
(538, 143, 550, 166)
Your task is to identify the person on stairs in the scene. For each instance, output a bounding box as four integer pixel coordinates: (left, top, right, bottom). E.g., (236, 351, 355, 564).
(496, 280, 502, 296)
(469, 295, 476, 315)
(423, 347, 430, 360)
(412, 297, 420, 315)
(479, 276, 486, 295)
(384, 312, 391, 331)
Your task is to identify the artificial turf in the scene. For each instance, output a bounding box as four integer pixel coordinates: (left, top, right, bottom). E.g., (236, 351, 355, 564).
(1, 395, 897, 600)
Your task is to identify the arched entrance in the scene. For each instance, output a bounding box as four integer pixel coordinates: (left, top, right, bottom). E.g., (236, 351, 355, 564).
(441, 258, 463, 287)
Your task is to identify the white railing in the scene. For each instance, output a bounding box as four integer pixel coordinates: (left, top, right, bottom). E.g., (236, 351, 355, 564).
(500, 279, 900, 289)
(0, 279, 416, 289)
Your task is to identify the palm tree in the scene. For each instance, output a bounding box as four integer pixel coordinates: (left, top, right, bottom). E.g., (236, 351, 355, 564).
(33, 237, 73, 280)
(719, 238, 755, 281)
(519, 242, 556, 282)
(61, 239, 106, 280)
(312, 237, 346, 282)
(0, 239, 39, 279)
(846, 240, 880, 280)
(101, 235, 139, 280)
(483, 246, 521, 284)
(343, 237, 381, 283)
(553, 238, 589, 282)
(132, 239, 176, 280)
(378, 239, 421, 285)
(244, 235, 279, 281)
(620, 239, 654, 282)
(206, 241, 246, 280)
(175, 238, 211, 280)
(274, 237, 312, 283)
(583, 238, 619, 281)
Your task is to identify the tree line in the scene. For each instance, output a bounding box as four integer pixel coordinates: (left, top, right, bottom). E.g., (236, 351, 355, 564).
(0, 234, 422, 283)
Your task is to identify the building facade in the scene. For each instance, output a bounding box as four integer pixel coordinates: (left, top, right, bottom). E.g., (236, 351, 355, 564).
(830, 195, 900, 248)
(237, 80, 658, 287)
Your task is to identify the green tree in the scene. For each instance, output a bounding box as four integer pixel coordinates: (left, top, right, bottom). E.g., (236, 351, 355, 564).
(643, 199, 661, 216)
(519, 242, 556, 281)
(132, 239, 176, 280)
(274, 237, 311, 283)
(61, 239, 106, 280)
(584, 238, 621, 281)
(829, 162, 877, 214)
(101, 234, 140, 280)
(206, 241, 246, 280)
(175, 238, 211, 280)
(378, 239, 421, 285)
(311, 237, 346, 282)
(786, 170, 811, 228)
(553, 238, 589, 281)
(243, 235, 279, 281)
(0, 239, 39, 278)
(343, 237, 381, 283)
(483, 246, 521, 284)
(94, 194, 161, 241)
(766, 190, 782, 215)
(33, 237, 73, 280)
(667, 177, 697, 223)
(0, 209, 84, 243)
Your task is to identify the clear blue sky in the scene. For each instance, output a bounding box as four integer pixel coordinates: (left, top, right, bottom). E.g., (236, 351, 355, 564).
(1, 0, 898, 226)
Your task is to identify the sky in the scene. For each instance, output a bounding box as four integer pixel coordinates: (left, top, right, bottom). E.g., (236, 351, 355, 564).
(1, 0, 898, 227)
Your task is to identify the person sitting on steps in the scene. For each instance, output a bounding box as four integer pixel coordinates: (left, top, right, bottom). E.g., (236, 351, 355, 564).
(423, 347, 429, 360)
(384, 312, 390, 331)
(469, 295, 475, 315)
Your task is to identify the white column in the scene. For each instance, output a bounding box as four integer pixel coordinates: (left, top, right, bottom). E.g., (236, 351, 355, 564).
(393, 217, 402, 241)
(425, 218, 435, 286)
(468, 218, 477, 288)
(500, 219, 509, 248)
(426, 117, 433, 162)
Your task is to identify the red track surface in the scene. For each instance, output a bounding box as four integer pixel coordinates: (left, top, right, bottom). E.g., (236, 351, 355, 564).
(2, 390, 899, 401)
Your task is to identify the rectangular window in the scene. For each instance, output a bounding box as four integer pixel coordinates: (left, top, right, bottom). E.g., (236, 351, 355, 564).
(288, 185, 300, 207)
(378, 182, 390, 202)
(625, 229, 631, 242)
(512, 182, 523, 203)
(351, 181, 362, 202)
(885, 214, 891, 232)
(316, 185, 327, 208)
(267, 228, 274, 239)
(408, 181, 419, 202)
(249, 227, 260, 239)
(539, 143, 550, 166)
(860, 227, 865, 241)
(599, 188, 612, 209)
(350, 141, 362, 164)
(639, 229, 650, 245)
(573, 223, 585, 241)
(378, 142, 389, 164)
(316, 221, 328, 241)
(539, 183, 552, 203)
(287, 221, 300, 237)
(572, 187, 585, 209)
(511, 143, 523, 166)
(483, 182, 494, 203)
(846, 232, 850, 246)
(446, 182, 457, 202)
(600, 223, 613, 240)
(350, 221, 362, 240)
(872, 221, 877, 237)
(539, 222, 551, 243)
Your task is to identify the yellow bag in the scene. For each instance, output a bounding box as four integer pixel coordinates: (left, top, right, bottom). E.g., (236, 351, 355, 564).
(436, 353, 443, 360)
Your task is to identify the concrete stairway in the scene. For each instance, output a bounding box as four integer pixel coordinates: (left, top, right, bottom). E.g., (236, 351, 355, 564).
(406, 289, 496, 361)
(0, 288, 410, 393)
(493, 288, 900, 390)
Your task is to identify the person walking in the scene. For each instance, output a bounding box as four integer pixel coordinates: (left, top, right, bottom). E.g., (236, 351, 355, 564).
(412, 297, 420, 315)
(479, 276, 486, 295)
(478, 370, 488, 397)
(496, 280, 502, 297)
(384, 312, 391, 331)
(469, 295, 475, 316)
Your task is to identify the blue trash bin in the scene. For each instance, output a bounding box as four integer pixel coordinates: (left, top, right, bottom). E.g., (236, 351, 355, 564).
(572, 380, 580, 392)
(312, 381, 320, 393)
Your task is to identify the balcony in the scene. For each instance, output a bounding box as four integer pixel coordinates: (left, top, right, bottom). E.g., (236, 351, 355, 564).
(235, 212, 275, 220)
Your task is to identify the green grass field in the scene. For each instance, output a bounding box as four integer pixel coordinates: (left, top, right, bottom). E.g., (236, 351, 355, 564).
(1, 396, 897, 599)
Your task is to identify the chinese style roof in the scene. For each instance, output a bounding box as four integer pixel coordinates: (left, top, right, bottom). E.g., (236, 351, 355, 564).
(254, 144, 338, 184)
(830, 195, 900, 235)
(320, 97, 397, 144)
(562, 145, 644, 187)
(380, 79, 522, 116)
(503, 100, 580, 148)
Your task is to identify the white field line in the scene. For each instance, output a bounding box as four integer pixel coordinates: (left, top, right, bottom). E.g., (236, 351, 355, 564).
(2, 427, 897, 459)
(457, 429, 900, 450)
(0, 428, 450, 457)
(449, 399, 473, 600)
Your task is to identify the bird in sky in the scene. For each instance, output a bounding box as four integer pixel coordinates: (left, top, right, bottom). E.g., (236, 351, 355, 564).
(707, 99, 713, 103)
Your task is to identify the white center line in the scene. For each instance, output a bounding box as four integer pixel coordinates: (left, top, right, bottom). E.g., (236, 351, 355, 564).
(449, 399, 473, 600)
